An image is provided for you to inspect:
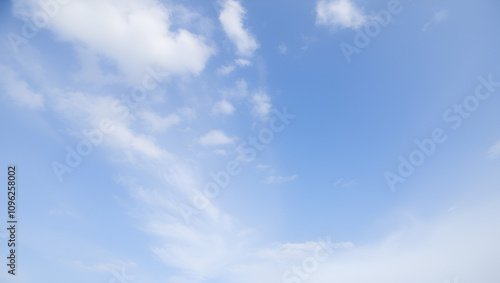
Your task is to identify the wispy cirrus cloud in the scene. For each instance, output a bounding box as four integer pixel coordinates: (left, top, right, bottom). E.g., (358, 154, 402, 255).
(0, 65, 44, 109)
(488, 140, 500, 157)
(264, 174, 298, 184)
(422, 9, 448, 32)
(51, 90, 171, 161)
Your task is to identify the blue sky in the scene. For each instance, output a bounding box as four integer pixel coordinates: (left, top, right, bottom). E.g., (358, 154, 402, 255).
(1, 0, 500, 282)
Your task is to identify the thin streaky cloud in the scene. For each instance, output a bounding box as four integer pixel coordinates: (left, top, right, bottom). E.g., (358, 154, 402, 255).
(422, 9, 448, 32)
(488, 140, 500, 157)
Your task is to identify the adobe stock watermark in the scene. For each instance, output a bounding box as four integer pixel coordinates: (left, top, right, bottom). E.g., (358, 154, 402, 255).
(281, 237, 344, 283)
(340, 0, 406, 63)
(177, 107, 296, 224)
(51, 65, 169, 183)
(7, 0, 72, 54)
(385, 74, 500, 191)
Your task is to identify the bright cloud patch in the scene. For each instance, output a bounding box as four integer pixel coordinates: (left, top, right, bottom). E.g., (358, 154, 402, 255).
(217, 64, 236, 76)
(219, 0, 259, 57)
(212, 100, 236, 115)
(252, 91, 271, 118)
(216, 59, 252, 76)
(197, 130, 235, 146)
(139, 111, 181, 133)
(316, 0, 368, 29)
(235, 58, 252, 67)
(15, 0, 215, 81)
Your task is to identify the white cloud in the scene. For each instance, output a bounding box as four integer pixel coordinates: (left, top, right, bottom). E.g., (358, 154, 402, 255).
(256, 163, 269, 170)
(118, 168, 240, 279)
(257, 241, 353, 261)
(227, 195, 500, 283)
(213, 149, 228, 156)
(139, 111, 181, 132)
(108, 121, 171, 160)
(16, 0, 215, 82)
(217, 64, 236, 76)
(70, 260, 136, 273)
(0, 65, 44, 109)
(235, 58, 252, 67)
(212, 100, 236, 115)
(220, 79, 249, 99)
(316, 0, 368, 30)
(264, 174, 298, 184)
(422, 9, 448, 31)
(167, 276, 199, 283)
(197, 130, 235, 146)
(219, 0, 259, 57)
(299, 34, 315, 54)
(217, 59, 252, 76)
(52, 91, 170, 161)
(278, 42, 288, 55)
(114, 176, 500, 283)
(334, 177, 357, 188)
(178, 107, 197, 120)
(488, 140, 500, 157)
(300, 196, 500, 283)
(252, 91, 271, 118)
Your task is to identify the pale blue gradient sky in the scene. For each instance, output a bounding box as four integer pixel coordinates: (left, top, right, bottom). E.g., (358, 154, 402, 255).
(1, 0, 500, 282)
